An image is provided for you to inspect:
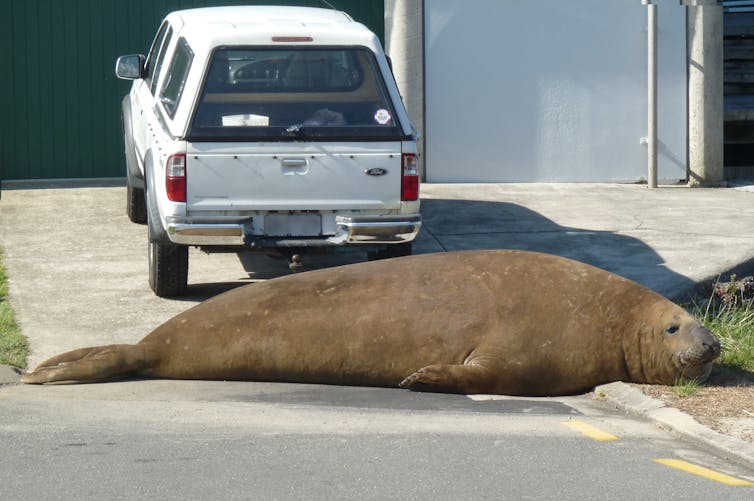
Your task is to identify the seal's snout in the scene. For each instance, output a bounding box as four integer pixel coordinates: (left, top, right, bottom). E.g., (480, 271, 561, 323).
(695, 326, 721, 360)
(704, 338, 721, 360)
(678, 326, 720, 368)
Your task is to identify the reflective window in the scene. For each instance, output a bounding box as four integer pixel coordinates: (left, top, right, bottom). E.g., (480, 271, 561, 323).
(189, 47, 401, 140)
(159, 38, 194, 118)
(149, 25, 174, 95)
(144, 21, 169, 91)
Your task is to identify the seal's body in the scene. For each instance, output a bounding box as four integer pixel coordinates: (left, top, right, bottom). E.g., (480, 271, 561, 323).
(21, 250, 720, 395)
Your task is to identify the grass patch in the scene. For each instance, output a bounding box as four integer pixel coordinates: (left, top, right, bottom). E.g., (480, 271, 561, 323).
(0, 248, 28, 368)
(693, 290, 754, 375)
(672, 377, 702, 397)
(703, 306, 754, 373)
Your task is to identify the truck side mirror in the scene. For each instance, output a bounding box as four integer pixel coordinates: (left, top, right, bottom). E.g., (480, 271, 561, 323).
(115, 55, 146, 80)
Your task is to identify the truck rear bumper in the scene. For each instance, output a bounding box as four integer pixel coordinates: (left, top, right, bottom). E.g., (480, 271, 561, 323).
(166, 214, 421, 247)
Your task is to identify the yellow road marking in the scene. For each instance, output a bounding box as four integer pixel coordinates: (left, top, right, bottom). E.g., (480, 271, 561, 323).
(654, 459, 753, 486)
(562, 420, 619, 441)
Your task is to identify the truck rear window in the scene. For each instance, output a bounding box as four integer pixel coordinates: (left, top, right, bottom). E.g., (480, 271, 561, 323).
(188, 47, 403, 140)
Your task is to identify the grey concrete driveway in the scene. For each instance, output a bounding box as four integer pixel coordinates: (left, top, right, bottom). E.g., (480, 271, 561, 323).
(3, 180, 754, 368)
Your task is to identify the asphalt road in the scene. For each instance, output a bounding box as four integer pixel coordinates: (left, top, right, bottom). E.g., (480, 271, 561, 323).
(1, 381, 753, 499)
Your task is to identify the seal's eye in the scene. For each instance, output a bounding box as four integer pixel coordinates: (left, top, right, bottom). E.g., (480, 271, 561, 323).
(666, 325, 680, 335)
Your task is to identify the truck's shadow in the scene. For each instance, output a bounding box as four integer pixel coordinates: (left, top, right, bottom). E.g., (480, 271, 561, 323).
(182, 251, 368, 300)
(185, 197, 697, 301)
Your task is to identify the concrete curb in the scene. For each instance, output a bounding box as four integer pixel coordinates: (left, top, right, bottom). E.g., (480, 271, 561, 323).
(596, 381, 754, 467)
(0, 364, 21, 385)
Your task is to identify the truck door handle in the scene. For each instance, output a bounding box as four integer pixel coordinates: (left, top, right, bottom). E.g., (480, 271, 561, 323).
(280, 157, 309, 175)
(281, 158, 308, 168)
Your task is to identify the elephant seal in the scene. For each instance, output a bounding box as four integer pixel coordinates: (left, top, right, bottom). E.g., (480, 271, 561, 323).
(21, 250, 720, 395)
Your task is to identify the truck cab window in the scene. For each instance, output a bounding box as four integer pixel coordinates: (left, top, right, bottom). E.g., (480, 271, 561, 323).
(149, 26, 174, 95)
(144, 21, 169, 90)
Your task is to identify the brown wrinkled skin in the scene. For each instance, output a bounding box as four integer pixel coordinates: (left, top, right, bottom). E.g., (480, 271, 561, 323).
(21, 250, 719, 396)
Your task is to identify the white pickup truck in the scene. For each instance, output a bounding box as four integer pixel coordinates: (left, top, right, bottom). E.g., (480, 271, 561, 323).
(115, 6, 421, 297)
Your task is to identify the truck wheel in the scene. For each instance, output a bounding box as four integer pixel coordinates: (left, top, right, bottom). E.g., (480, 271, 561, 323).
(127, 182, 147, 224)
(367, 242, 412, 261)
(148, 240, 189, 297)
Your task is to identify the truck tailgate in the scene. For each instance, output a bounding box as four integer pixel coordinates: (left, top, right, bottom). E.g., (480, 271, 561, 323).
(185, 142, 403, 212)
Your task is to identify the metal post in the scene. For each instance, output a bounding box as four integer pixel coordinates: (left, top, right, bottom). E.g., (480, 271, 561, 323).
(647, 1, 658, 188)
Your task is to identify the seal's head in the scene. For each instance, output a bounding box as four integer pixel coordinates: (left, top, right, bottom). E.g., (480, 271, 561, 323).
(668, 321, 720, 381)
(643, 305, 721, 384)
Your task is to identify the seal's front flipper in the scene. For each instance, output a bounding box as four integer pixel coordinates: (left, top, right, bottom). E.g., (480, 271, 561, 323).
(399, 363, 495, 394)
(20, 344, 147, 384)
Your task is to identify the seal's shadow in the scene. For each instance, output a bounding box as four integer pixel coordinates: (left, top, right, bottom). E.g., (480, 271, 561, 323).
(707, 365, 754, 387)
(417, 199, 697, 300)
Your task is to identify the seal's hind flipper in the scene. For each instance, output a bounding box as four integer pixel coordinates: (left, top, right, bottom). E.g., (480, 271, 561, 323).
(26, 346, 103, 370)
(399, 363, 495, 394)
(20, 344, 147, 384)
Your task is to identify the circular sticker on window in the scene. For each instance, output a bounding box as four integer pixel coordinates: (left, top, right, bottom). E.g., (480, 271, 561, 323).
(374, 109, 392, 125)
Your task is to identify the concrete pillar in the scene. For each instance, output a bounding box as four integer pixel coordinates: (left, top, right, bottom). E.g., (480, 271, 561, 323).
(687, 2, 725, 186)
(384, 0, 425, 179)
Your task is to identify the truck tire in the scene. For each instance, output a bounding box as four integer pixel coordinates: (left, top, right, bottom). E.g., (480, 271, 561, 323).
(127, 182, 147, 224)
(148, 240, 189, 297)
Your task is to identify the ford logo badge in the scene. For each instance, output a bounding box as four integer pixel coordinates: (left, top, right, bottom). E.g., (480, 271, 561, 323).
(365, 168, 388, 176)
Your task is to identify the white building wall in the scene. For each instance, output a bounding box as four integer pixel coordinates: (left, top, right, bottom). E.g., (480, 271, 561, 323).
(424, 0, 687, 182)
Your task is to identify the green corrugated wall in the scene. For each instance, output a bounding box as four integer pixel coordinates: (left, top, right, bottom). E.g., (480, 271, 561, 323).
(0, 0, 384, 180)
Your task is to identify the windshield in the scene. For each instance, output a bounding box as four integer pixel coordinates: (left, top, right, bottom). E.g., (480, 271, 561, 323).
(188, 47, 404, 140)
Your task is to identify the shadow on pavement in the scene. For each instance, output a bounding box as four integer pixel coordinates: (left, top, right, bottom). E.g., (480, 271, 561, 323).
(182, 252, 369, 301)
(419, 199, 697, 298)
(178, 197, 698, 301)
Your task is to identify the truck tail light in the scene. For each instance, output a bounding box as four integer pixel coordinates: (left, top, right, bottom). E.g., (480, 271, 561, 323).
(401, 153, 419, 201)
(166, 153, 186, 202)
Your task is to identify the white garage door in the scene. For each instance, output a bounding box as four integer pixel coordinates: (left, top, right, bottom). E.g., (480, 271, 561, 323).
(424, 0, 687, 182)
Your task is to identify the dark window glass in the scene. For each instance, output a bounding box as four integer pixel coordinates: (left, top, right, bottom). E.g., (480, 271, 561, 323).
(159, 38, 194, 118)
(144, 21, 169, 91)
(149, 26, 174, 95)
(189, 47, 402, 140)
